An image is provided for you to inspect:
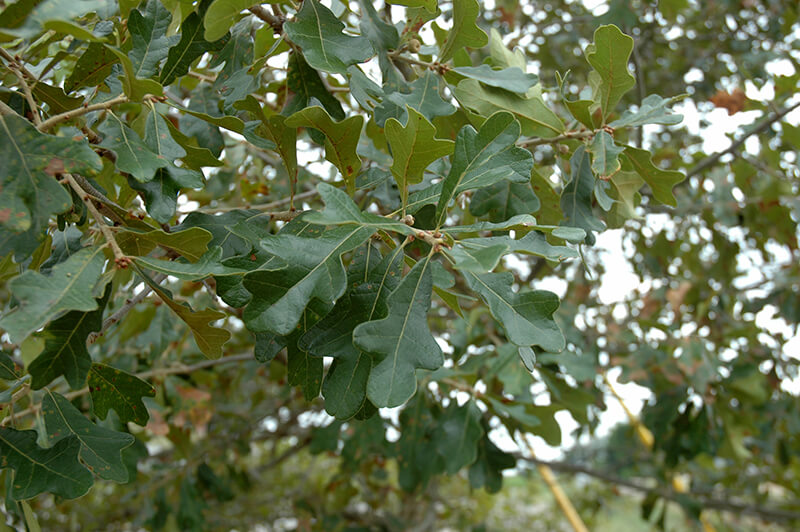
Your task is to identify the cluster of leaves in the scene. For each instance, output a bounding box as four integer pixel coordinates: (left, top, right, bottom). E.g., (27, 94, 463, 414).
(1, 0, 797, 529)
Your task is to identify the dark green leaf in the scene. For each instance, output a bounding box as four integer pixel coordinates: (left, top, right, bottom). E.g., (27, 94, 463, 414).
(115, 227, 212, 262)
(304, 182, 413, 234)
(452, 65, 538, 94)
(284, 52, 345, 120)
(435, 399, 484, 473)
(0, 428, 92, 500)
(354, 255, 444, 407)
(160, 9, 229, 86)
(29, 285, 110, 390)
(88, 363, 156, 426)
(42, 390, 134, 483)
(469, 180, 541, 223)
(438, 0, 488, 62)
(65, 42, 118, 92)
(622, 146, 686, 207)
(588, 130, 624, 178)
(99, 112, 168, 183)
(609, 94, 684, 128)
(375, 72, 456, 127)
(585, 25, 636, 119)
(128, 0, 180, 78)
(560, 145, 605, 244)
(284, 0, 374, 74)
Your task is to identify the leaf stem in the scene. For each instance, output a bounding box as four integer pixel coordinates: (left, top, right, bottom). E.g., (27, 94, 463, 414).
(37, 94, 129, 132)
(1, 51, 41, 125)
(518, 129, 596, 147)
(64, 173, 130, 268)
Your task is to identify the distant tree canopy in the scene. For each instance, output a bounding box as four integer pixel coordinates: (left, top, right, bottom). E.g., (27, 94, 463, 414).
(0, 0, 798, 530)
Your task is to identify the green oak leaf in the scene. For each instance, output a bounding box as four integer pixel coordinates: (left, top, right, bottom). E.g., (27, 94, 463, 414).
(141, 273, 231, 358)
(284, 0, 374, 74)
(300, 244, 404, 419)
(175, 209, 261, 257)
(88, 363, 155, 426)
(354, 255, 444, 408)
(304, 182, 414, 234)
(358, 0, 399, 52)
(127, 169, 181, 223)
(144, 110, 188, 161)
(458, 230, 579, 261)
(243, 111, 297, 181)
(162, 108, 224, 168)
(438, 0, 488, 62)
(287, 346, 323, 402)
(0, 427, 92, 500)
(444, 214, 538, 235)
(396, 395, 443, 491)
(375, 72, 456, 127)
(469, 434, 516, 493)
(435, 112, 533, 228)
(285, 106, 364, 194)
(134, 247, 249, 280)
(204, 0, 259, 42)
(386, 0, 437, 12)
(0, 113, 101, 234)
(31, 81, 83, 114)
(0, 247, 105, 344)
(29, 285, 111, 390)
(446, 243, 509, 273)
(386, 107, 454, 213)
(585, 25, 636, 120)
(160, 8, 229, 86)
(99, 112, 168, 182)
(454, 79, 564, 138)
(469, 180, 541, 223)
(65, 43, 118, 92)
(43, 390, 135, 483)
(284, 52, 345, 120)
(488, 28, 526, 69)
(435, 399, 484, 473)
(116, 227, 212, 262)
(609, 94, 684, 128)
(588, 130, 625, 178)
(560, 146, 605, 244)
(128, 0, 180, 78)
(463, 270, 565, 351)
(243, 225, 373, 335)
(0, 351, 20, 380)
(452, 65, 538, 94)
(622, 146, 686, 207)
(609, 170, 645, 222)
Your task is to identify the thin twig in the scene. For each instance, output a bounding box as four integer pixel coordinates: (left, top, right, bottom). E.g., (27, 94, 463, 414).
(519, 456, 800, 523)
(64, 173, 130, 268)
(685, 100, 800, 179)
(517, 433, 590, 532)
(87, 273, 167, 344)
(37, 94, 129, 132)
(519, 129, 596, 147)
(249, 5, 283, 32)
(7, 62, 40, 125)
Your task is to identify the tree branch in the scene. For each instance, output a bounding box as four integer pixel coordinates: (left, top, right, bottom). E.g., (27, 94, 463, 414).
(249, 5, 283, 33)
(685, 100, 800, 179)
(0, 50, 40, 125)
(64, 173, 130, 268)
(87, 273, 167, 344)
(37, 94, 129, 132)
(520, 456, 800, 523)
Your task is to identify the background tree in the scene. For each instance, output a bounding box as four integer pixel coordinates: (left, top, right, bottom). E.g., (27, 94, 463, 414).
(0, 0, 798, 530)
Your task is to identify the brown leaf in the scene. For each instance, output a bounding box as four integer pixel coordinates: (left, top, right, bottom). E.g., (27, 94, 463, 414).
(710, 88, 746, 115)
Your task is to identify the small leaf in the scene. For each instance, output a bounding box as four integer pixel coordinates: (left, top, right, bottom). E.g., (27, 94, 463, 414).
(140, 273, 231, 358)
(284, 52, 344, 120)
(285, 106, 364, 194)
(65, 42, 118, 92)
(464, 270, 565, 352)
(458, 231, 578, 261)
(0, 247, 105, 344)
(585, 25, 636, 119)
(287, 347, 323, 402)
(284, 0, 374, 74)
(560, 145, 605, 244)
(609, 94, 685, 128)
(386, 107, 454, 213)
(452, 65, 538, 94)
(444, 214, 538, 235)
(622, 146, 686, 207)
(0, 428, 92, 500)
(29, 285, 111, 390)
(42, 390, 135, 483)
(304, 182, 414, 234)
(134, 247, 249, 280)
(435, 399, 484, 473)
(127, 169, 181, 223)
(128, 0, 180, 78)
(0, 113, 101, 234)
(99, 112, 168, 182)
(446, 243, 508, 273)
(455, 79, 564, 138)
(354, 256, 444, 408)
(375, 72, 456, 127)
(2, 0, 107, 39)
(88, 363, 156, 426)
(438, 0, 488, 62)
(436, 112, 532, 228)
(588, 130, 624, 177)
(115, 227, 212, 262)
(160, 8, 229, 86)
